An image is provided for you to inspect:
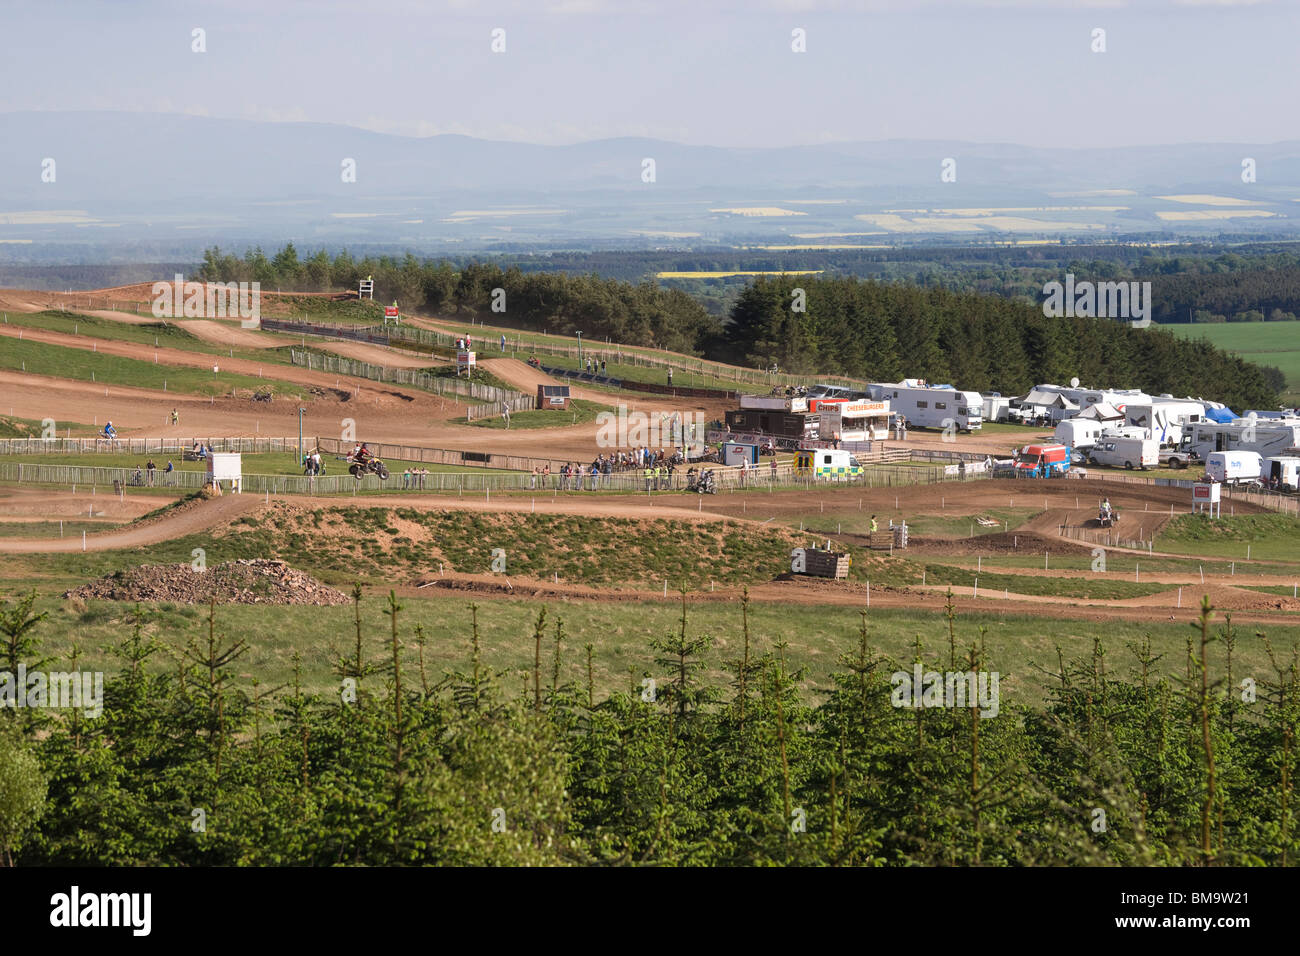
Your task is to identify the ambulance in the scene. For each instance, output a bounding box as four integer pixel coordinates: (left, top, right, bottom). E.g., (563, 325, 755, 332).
(794, 448, 864, 481)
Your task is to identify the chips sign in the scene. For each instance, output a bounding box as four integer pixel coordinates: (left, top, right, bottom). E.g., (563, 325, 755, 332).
(384, 305, 399, 320)
(1193, 482, 1220, 502)
(457, 350, 476, 369)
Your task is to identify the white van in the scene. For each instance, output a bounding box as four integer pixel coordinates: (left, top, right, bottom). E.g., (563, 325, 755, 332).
(1205, 450, 1263, 485)
(1264, 456, 1300, 491)
(1088, 437, 1159, 470)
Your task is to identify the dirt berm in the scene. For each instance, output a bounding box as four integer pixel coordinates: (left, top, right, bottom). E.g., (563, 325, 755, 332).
(65, 558, 350, 606)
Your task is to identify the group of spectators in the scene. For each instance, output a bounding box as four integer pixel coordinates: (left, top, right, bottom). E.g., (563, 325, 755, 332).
(129, 458, 176, 486)
(528, 447, 686, 490)
(582, 358, 607, 375)
(401, 467, 433, 490)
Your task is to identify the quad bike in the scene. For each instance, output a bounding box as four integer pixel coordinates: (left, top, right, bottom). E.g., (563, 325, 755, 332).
(1097, 507, 1120, 528)
(760, 442, 776, 457)
(526, 356, 542, 369)
(347, 456, 390, 480)
(252, 389, 273, 403)
(686, 469, 717, 494)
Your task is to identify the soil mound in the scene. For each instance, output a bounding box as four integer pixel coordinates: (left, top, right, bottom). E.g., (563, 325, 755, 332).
(66, 559, 349, 605)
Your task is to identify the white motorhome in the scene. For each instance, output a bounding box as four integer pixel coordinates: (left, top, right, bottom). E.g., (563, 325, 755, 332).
(1189, 419, 1300, 461)
(1205, 451, 1263, 485)
(1087, 437, 1160, 470)
(869, 381, 982, 431)
(1264, 456, 1300, 491)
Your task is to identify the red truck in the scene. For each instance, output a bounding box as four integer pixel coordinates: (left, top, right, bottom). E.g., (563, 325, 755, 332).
(1013, 443, 1071, 478)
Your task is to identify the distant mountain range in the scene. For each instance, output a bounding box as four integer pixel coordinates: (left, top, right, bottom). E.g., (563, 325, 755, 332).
(3, 110, 1300, 254)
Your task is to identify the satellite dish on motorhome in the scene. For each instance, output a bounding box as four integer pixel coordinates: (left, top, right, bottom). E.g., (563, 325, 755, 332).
(1069, 377, 1080, 388)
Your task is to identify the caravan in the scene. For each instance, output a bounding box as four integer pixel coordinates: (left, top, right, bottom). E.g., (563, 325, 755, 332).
(1055, 419, 1106, 450)
(869, 381, 983, 431)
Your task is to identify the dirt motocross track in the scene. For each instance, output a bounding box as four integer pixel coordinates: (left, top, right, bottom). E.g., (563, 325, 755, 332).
(3, 285, 1297, 631)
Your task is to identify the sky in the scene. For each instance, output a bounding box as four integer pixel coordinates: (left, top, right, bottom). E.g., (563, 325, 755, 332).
(2, 0, 1297, 149)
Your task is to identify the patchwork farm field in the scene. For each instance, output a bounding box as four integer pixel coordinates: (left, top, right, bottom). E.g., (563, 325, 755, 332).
(1166, 320, 1300, 403)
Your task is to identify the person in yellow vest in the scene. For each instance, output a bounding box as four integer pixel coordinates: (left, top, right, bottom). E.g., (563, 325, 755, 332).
(870, 514, 878, 544)
(644, 465, 654, 491)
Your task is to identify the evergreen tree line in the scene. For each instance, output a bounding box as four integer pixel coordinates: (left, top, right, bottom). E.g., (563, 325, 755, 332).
(2, 589, 1297, 867)
(197, 245, 1283, 408)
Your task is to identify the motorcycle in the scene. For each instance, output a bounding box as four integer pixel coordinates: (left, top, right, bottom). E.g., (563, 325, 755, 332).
(347, 455, 390, 480)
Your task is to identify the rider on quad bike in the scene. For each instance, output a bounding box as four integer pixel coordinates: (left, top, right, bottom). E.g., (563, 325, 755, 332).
(348, 443, 390, 480)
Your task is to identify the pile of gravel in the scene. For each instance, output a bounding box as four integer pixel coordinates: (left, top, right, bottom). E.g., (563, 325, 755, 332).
(65, 559, 350, 606)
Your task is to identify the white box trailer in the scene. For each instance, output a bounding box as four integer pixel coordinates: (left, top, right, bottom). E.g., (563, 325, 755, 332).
(870, 383, 982, 431)
(1205, 451, 1263, 485)
(1087, 437, 1159, 470)
(1264, 456, 1300, 491)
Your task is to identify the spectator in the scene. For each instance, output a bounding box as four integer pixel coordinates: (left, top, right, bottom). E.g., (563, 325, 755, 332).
(163, 460, 174, 484)
(500, 333, 507, 352)
(600, 360, 606, 375)
(870, 515, 879, 544)
(959, 460, 967, 481)
(146, 458, 156, 485)
(530, 466, 538, 490)
(403, 467, 412, 490)
(770, 455, 777, 479)
(170, 408, 179, 425)
(643, 463, 654, 491)
(418, 467, 429, 490)
(667, 367, 674, 387)
(542, 462, 551, 488)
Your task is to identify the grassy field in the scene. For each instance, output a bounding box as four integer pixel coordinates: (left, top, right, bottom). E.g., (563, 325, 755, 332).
(0, 414, 101, 438)
(1165, 320, 1300, 404)
(1155, 512, 1300, 561)
(7, 588, 1298, 710)
(454, 398, 614, 430)
(0, 336, 312, 399)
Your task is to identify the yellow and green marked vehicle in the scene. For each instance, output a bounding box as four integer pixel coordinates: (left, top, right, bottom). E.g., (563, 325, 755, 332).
(794, 448, 863, 481)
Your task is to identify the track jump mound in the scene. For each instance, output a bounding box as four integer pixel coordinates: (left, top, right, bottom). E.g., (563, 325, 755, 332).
(65, 559, 350, 606)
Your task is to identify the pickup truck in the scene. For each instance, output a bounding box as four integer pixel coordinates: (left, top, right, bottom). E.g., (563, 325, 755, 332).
(1159, 448, 1199, 470)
